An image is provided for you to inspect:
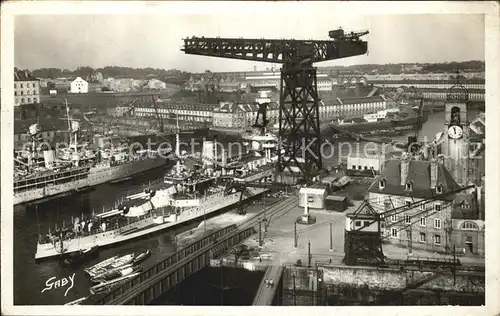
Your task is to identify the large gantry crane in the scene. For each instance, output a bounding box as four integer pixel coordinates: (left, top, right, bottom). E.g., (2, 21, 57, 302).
(182, 29, 369, 181)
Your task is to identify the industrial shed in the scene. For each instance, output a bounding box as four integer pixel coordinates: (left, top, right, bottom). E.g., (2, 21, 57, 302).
(325, 195, 349, 212)
(299, 184, 328, 209)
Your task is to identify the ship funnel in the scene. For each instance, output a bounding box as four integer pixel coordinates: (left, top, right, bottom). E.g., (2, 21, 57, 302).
(43, 150, 55, 170)
(29, 124, 39, 135)
(221, 148, 227, 166)
(202, 140, 215, 167)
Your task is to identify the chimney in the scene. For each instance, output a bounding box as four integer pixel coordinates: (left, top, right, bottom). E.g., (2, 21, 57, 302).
(400, 152, 410, 186)
(430, 158, 439, 189)
(475, 186, 483, 220)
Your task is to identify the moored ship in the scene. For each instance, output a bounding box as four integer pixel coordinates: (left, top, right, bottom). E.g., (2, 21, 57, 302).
(14, 102, 166, 206)
(34, 128, 279, 260)
(332, 104, 428, 135)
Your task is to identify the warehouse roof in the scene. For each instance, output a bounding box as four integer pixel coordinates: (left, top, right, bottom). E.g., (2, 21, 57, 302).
(326, 195, 347, 202)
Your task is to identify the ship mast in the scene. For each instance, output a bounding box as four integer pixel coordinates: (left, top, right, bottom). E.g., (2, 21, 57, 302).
(65, 98, 72, 147)
(175, 109, 181, 176)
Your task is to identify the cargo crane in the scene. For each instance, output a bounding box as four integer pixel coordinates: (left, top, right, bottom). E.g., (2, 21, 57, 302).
(151, 95, 165, 134)
(182, 29, 369, 182)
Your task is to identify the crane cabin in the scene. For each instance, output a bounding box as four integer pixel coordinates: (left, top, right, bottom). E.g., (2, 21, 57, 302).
(344, 201, 382, 233)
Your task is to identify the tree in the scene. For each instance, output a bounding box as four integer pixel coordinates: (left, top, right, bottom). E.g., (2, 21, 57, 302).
(230, 244, 249, 267)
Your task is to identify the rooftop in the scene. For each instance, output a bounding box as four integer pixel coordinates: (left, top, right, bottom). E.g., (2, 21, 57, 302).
(451, 192, 485, 220)
(367, 159, 460, 200)
(337, 95, 385, 105)
(14, 70, 38, 82)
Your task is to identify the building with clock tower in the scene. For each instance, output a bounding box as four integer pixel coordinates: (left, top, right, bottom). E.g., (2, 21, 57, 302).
(441, 82, 471, 186)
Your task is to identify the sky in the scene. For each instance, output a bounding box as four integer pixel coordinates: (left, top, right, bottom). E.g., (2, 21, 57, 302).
(14, 13, 485, 73)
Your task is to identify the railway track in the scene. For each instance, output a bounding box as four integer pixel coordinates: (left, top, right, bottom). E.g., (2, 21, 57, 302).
(239, 196, 298, 231)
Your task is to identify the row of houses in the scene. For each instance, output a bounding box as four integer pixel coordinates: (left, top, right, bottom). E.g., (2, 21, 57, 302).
(39, 76, 170, 94)
(118, 95, 387, 129)
(373, 80, 484, 90)
(184, 72, 348, 93)
(406, 88, 485, 101)
(183, 71, 485, 98)
(365, 72, 485, 81)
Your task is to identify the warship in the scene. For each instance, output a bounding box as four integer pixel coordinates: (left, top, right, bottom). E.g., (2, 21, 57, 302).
(35, 126, 279, 260)
(14, 102, 166, 206)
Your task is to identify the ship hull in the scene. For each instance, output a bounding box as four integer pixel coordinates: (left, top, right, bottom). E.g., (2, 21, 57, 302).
(333, 114, 428, 133)
(35, 187, 267, 260)
(15, 157, 165, 206)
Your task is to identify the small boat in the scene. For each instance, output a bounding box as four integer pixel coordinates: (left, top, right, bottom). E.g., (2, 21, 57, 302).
(84, 255, 119, 276)
(109, 253, 135, 268)
(90, 263, 134, 283)
(89, 272, 142, 295)
(63, 246, 99, 266)
(132, 249, 151, 264)
(85, 253, 135, 278)
(93, 265, 142, 284)
(64, 296, 88, 305)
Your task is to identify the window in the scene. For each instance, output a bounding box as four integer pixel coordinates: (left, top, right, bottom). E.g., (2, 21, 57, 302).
(405, 230, 411, 240)
(377, 196, 382, 205)
(405, 182, 413, 191)
(419, 232, 426, 243)
(461, 221, 479, 230)
(434, 203, 441, 212)
(462, 201, 470, 209)
(434, 218, 441, 229)
(27, 98, 31, 103)
(379, 179, 386, 189)
(21, 91, 24, 95)
(391, 228, 398, 238)
(352, 165, 356, 170)
(436, 185, 443, 194)
(14, 91, 17, 96)
(405, 199, 412, 207)
(20, 83, 23, 88)
(420, 203, 426, 211)
(420, 217, 427, 227)
(433, 234, 441, 245)
(391, 215, 397, 222)
(364, 166, 368, 170)
(405, 214, 411, 224)
(355, 221, 362, 227)
(363, 221, 370, 227)
(21, 98, 24, 104)
(14, 83, 16, 88)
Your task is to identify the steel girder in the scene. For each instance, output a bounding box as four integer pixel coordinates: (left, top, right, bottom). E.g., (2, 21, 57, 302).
(182, 37, 368, 64)
(278, 65, 322, 180)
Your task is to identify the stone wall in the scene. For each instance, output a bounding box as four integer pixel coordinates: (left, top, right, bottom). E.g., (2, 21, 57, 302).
(320, 265, 485, 293)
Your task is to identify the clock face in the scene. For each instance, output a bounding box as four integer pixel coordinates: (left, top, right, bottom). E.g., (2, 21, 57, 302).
(448, 125, 464, 139)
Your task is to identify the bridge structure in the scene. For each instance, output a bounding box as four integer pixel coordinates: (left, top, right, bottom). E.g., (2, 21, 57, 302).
(83, 196, 299, 305)
(252, 265, 285, 305)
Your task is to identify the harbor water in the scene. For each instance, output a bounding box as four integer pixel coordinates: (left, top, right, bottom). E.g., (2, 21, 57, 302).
(12, 111, 467, 305)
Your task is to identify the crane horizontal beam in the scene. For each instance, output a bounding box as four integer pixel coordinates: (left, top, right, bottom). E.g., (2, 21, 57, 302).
(182, 36, 368, 64)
